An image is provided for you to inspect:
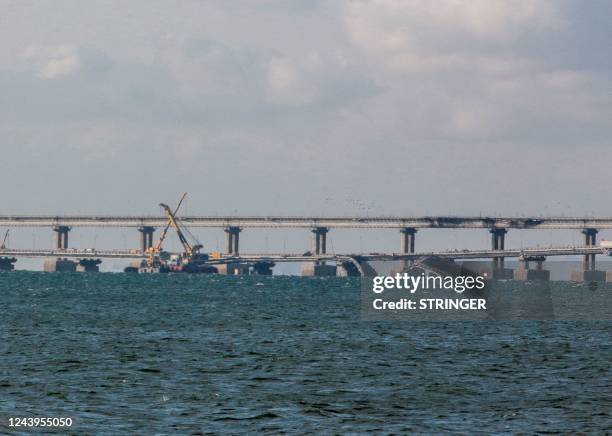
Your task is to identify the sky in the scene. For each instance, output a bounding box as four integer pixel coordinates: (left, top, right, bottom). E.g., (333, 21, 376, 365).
(1, 0, 611, 267)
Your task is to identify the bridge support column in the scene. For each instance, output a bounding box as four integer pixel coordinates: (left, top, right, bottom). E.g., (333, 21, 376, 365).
(138, 226, 155, 252)
(488, 228, 513, 279)
(400, 227, 417, 269)
(514, 256, 550, 281)
(582, 228, 597, 270)
(224, 227, 242, 256)
(490, 228, 507, 266)
(53, 226, 71, 250)
(571, 228, 605, 282)
(302, 227, 336, 276)
(311, 227, 328, 256)
(218, 227, 246, 275)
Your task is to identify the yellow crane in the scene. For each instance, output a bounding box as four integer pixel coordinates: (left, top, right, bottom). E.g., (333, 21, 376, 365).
(0, 229, 8, 249)
(159, 200, 203, 262)
(146, 193, 203, 268)
(146, 193, 188, 268)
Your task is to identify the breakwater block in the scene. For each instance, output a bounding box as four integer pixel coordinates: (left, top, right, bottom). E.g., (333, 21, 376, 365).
(481, 267, 514, 280)
(216, 263, 250, 275)
(301, 263, 337, 277)
(571, 270, 606, 282)
(43, 258, 76, 272)
(514, 269, 550, 281)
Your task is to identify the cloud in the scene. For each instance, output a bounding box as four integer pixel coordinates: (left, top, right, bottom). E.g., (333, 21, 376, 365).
(23, 44, 81, 79)
(339, 0, 612, 144)
(0, 0, 611, 219)
(345, 0, 565, 73)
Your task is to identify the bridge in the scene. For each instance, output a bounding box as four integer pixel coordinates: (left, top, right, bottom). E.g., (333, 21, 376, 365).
(1, 244, 609, 279)
(0, 214, 610, 279)
(0, 245, 608, 262)
(1, 215, 612, 229)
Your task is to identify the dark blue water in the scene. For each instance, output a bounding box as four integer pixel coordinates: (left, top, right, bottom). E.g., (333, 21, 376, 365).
(1, 272, 610, 434)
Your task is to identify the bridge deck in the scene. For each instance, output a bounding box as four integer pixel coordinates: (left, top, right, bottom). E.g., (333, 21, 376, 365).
(1, 246, 608, 261)
(1, 216, 612, 229)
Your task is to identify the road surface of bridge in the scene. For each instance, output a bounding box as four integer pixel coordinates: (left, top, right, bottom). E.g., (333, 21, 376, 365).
(1, 246, 609, 262)
(2, 215, 612, 229)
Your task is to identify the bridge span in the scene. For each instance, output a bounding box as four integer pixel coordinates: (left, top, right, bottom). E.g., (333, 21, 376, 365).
(2, 246, 609, 279)
(2, 215, 612, 229)
(1, 215, 610, 277)
(1, 245, 608, 261)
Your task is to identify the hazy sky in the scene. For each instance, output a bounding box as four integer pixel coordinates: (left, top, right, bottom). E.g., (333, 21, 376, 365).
(1, 0, 612, 265)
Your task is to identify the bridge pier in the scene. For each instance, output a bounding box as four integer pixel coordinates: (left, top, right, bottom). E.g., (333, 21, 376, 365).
(302, 227, 336, 276)
(76, 258, 102, 272)
(311, 227, 328, 257)
(571, 228, 605, 282)
(43, 258, 76, 272)
(138, 226, 155, 252)
(489, 228, 513, 279)
(0, 256, 16, 271)
(400, 227, 416, 268)
(224, 227, 241, 256)
(53, 226, 71, 250)
(514, 256, 550, 281)
(582, 228, 597, 270)
(218, 227, 247, 275)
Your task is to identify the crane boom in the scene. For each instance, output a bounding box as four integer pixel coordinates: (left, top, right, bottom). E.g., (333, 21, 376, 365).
(154, 192, 187, 251)
(146, 193, 188, 268)
(160, 202, 195, 255)
(0, 229, 8, 249)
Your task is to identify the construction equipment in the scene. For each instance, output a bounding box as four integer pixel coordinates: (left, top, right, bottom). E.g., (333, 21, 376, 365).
(159, 201, 203, 261)
(1, 229, 9, 249)
(140, 194, 215, 273)
(143, 193, 188, 271)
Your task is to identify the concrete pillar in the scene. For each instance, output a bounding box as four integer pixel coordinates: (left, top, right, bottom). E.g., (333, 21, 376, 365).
(400, 227, 417, 268)
(303, 227, 335, 276)
(311, 227, 329, 255)
(234, 230, 240, 255)
(490, 228, 507, 268)
(582, 228, 598, 270)
(535, 258, 543, 270)
(515, 256, 549, 281)
(400, 227, 417, 254)
(53, 226, 71, 250)
(225, 231, 234, 255)
(224, 227, 242, 256)
(138, 226, 155, 252)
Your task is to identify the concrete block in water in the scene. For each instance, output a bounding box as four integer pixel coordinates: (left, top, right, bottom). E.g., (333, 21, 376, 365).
(216, 263, 250, 275)
(571, 270, 606, 282)
(43, 258, 76, 272)
(301, 263, 337, 277)
(514, 269, 550, 281)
